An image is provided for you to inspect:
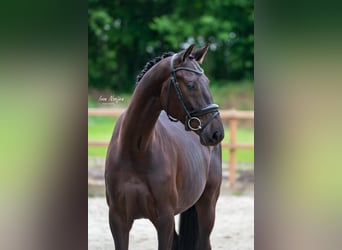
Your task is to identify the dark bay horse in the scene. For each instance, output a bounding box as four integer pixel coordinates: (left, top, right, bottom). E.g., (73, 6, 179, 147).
(105, 44, 224, 250)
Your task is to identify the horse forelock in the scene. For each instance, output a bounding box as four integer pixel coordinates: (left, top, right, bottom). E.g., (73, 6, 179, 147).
(135, 51, 175, 85)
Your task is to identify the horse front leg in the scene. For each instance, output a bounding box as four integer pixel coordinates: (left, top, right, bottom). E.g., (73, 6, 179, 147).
(152, 212, 175, 250)
(108, 206, 133, 250)
(195, 204, 215, 250)
(195, 187, 220, 250)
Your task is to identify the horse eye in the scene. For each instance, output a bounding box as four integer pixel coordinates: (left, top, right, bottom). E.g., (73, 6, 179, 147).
(186, 82, 195, 90)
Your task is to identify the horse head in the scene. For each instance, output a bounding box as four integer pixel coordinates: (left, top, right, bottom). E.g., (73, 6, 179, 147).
(161, 44, 224, 146)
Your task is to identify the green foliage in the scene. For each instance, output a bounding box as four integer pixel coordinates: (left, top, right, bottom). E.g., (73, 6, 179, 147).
(88, 0, 254, 92)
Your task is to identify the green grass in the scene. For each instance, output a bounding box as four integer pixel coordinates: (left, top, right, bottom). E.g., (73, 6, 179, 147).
(88, 116, 117, 158)
(221, 127, 254, 164)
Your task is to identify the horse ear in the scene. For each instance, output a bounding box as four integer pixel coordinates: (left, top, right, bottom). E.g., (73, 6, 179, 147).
(180, 44, 195, 62)
(192, 45, 209, 64)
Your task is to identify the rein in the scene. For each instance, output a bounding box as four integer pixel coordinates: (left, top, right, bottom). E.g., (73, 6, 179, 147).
(165, 53, 219, 131)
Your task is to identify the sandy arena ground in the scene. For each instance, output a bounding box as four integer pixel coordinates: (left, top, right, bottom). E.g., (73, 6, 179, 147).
(88, 191, 254, 250)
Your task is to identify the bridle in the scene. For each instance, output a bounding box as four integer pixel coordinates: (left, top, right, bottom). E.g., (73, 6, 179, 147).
(165, 53, 220, 132)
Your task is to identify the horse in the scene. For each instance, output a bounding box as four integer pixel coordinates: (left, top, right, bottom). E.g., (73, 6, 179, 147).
(105, 44, 224, 250)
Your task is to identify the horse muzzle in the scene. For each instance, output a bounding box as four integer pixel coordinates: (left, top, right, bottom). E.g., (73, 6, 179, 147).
(200, 127, 224, 146)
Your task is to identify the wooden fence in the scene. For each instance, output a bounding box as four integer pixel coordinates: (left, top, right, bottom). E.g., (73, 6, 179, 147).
(88, 108, 254, 187)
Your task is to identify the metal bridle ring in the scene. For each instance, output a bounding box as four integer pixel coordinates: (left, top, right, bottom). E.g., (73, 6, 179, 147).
(187, 117, 202, 131)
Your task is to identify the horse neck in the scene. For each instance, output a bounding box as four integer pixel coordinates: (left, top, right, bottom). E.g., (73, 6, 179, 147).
(120, 61, 169, 152)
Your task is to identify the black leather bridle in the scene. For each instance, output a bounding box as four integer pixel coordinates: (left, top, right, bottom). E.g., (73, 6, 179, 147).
(165, 53, 220, 131)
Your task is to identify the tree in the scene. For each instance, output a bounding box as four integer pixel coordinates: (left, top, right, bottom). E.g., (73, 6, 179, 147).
(88, 0, 254, 92)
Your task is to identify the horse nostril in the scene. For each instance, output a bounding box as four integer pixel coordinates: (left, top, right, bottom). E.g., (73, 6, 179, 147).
(212, 131, 218, 140)
(212, 131, 221, 141)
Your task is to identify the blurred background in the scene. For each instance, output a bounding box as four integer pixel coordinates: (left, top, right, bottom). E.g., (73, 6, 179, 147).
(87, 0, 255, 195)
(88, 0, 253, 92)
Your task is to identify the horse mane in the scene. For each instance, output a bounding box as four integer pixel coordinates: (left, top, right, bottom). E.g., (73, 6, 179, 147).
(136, 51, 175, 85)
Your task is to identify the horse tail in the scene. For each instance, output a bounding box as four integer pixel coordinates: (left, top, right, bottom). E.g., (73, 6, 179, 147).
(178, 205, 199, 250)
(172, 230, 179, 250)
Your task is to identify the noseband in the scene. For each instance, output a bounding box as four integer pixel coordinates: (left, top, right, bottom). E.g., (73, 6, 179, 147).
(165, 53, 220, 131)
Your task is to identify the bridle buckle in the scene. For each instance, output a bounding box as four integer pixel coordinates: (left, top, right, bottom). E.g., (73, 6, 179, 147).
(187, 117, 202, 131)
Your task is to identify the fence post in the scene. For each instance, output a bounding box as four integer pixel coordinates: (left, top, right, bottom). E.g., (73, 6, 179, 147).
(229, 114, 237, 188)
